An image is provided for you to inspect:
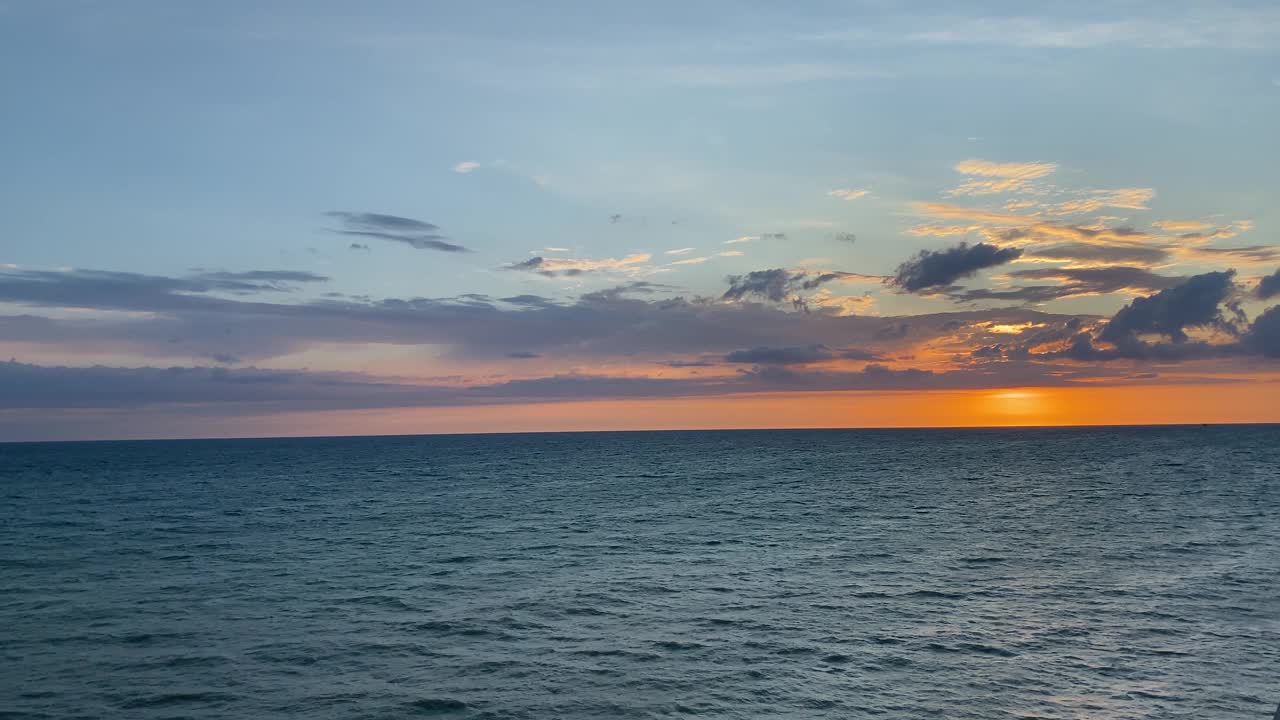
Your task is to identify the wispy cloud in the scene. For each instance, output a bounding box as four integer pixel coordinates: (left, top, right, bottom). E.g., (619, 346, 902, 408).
(453, 161, 481, 174)
(902, 13, 1280, 50)
(1049, 188, 1156, 215)
(1153, 220, 1211, 232)
(828, 188, 870, 201)
(665, 247, 695, 255)
(503, 253, 653, 277)
(723, 233, 785, 245)
(949, 159, 1057, 195)
(327, 212, 472, 253)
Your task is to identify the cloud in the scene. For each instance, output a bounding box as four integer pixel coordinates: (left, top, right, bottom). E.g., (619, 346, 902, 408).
(1027, 243, 1170, 267)
(1172, 244, 1280, 268)
(1244, 306, 1280, 358)
(899, 13, 1280, 50)
(502, 253, 652, 277)
(349, 243, 371, 252)
(828, 188, 869, 201)
(891, 242, 1023, 293)
(671, 257, 710, 266)
(722, 269, 797, 303)
(952, 267, 1184, 305)
(506, 351, 541, 359)
(665, 248, 695, 255)
(724, 344, 834, 365)
(0, 268, 329, 313)
(453, 161, 481, 174)
(949, 159, 1057, 195)
(810, 290, 878, 317)
(1097, 271, 1244, 345)
(327, 211, 472, 253)
(1050, 188, 1156, 215)
(721, 268, 852, 304)
(718, 250, 744, 257)
(660, 359, 715, 368)
(723, 233, 785, 245)
(833, 232, 857, 244)
(1258, 269, 1280, 300)
(1153, 220, 1212, 232)
(913, 202, 1036, 226)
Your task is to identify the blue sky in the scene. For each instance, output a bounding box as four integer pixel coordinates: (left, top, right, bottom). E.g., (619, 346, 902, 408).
(1, 1, 1278, 438)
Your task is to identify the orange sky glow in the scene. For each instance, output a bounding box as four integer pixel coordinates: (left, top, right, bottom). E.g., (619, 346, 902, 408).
(31, 381, 1267, 442)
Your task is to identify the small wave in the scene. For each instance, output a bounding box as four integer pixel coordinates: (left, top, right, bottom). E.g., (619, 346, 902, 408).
(404, 698, 469, 715)
(342, 594, 417, 610)
(653, 640, 704, 651)
(924, 641, 1017, 658)
(905, 590, 968, 600)
(117, 691, 237, 709)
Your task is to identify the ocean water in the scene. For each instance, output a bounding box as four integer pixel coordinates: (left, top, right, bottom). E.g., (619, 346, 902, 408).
(2, 427, 1278, 719)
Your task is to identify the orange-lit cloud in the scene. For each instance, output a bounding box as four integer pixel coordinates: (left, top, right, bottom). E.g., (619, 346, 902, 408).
(949, 159, 1057, 195)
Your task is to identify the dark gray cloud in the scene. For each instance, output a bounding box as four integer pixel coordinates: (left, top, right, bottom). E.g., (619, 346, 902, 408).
(954, 267, 1184, 304)
(506, 351, 541, 359)
(349, 243, 371, 252)
(327, 211, 472, 253)
(721, 268, 847, 303)
(1244, 305, 1280, 358)
(0, 265, 1099, 372)
(1189, 246, 1280, 264)
(833, 232, 857, 244)
(1258, 269, 1280, 300)
(498, 294, 562, 308)
(1016, 272, 1280, 363)
(0, 268, 328, 312)
(1027, 243, 1170, 266)
(724, 344, 834, 365)
(720, 345, 879, 365)
(326, 212, 439, 233)
(838, 348, 882, 361)
(892, 242, 1023, 293)
(188, 270, 330, 290)
(722, 269, 797, 303)
(1097, 270, 1243, 345)
(1053, 332, 1241, 363)
(578, 282, 676, 303)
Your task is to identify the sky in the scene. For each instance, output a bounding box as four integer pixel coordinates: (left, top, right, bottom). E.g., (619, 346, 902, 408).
(1, 0, 1279, 440)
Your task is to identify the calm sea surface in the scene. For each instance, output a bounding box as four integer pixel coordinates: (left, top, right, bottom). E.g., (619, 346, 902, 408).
(2, 427, 1279, 719)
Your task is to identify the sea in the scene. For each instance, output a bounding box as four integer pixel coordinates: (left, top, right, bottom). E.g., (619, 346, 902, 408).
(2, 426, 1278, 719)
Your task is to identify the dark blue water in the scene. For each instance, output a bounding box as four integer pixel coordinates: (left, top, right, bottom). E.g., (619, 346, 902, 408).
(2, 427, 1279, 719)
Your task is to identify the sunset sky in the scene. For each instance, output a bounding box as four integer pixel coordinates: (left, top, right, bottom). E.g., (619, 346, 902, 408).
(2, 1, 1279, 440)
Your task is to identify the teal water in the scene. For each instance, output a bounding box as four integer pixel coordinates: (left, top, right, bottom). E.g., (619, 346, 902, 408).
(3, 427, 1279, 718)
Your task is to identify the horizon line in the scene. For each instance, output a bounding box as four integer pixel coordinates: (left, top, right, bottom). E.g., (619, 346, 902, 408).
(5, 420, 1277, 445)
